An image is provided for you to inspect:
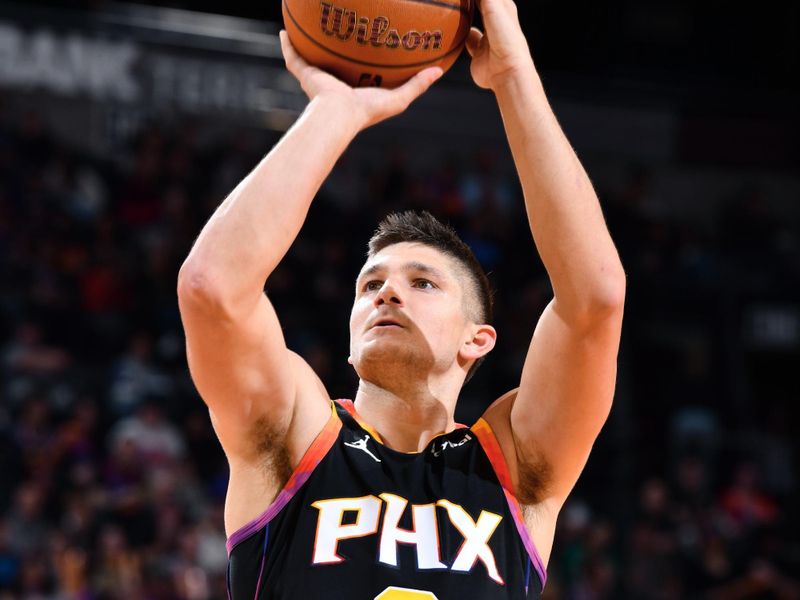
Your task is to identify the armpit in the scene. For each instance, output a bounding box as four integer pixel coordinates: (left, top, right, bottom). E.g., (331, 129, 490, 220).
(249, 415, 293, 487)
(514, 445, 553, 506)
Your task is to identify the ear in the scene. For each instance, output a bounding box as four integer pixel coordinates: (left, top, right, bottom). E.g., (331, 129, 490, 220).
(459, 324, 497, 363)
(347, 355, 353, 365)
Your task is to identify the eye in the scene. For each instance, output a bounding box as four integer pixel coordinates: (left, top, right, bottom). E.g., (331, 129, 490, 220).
(363, 280, 383, 292)
(413, 279, 436, 290)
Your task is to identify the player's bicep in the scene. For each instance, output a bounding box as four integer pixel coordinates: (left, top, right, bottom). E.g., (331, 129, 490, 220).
(179, 290, 297, 457)
(511, 298, 623, 504)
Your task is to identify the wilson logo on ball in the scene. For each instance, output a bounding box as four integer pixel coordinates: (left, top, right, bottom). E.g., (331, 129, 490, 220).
(319, 2, 443, 51)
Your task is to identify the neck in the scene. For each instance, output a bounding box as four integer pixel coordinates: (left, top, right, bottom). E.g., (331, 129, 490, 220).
(352, 379, 460, 453)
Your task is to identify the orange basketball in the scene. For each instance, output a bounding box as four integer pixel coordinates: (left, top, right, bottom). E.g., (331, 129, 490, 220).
(283, 0, 474, 88)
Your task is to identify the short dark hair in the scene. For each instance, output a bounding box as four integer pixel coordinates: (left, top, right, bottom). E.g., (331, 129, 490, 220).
(367, 210, 494, 383)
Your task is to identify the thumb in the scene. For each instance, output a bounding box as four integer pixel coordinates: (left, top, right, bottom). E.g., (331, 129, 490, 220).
(279, 29, 311, 79)
(393, 66, 444, 108)
(465, 27, 483, 57)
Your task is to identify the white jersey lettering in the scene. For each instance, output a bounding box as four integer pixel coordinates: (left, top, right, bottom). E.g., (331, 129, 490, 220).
(311, 495, 381, 564)
(311, 494, 503, 584)
(378, 493, 446, 570)
(437, 499, 504, 585)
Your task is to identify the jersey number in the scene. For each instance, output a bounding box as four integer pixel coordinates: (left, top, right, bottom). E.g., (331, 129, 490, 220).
(375, 587, 438, 599)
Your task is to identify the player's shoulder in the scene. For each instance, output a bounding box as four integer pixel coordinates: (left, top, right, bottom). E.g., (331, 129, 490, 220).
(223, 350, 331, 468)
(478, 387, 519, 431)
(477, 387, 552, 505)
(285, 349, 334, 456)
(474, 387, 519, 483)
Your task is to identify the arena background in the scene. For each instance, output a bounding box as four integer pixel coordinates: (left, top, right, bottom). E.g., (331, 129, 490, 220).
(1, 1, 798, 598)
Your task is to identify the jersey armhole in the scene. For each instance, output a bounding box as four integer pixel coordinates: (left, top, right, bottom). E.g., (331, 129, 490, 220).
(226, 401, 342, 555)
(471, 418, 548, 590)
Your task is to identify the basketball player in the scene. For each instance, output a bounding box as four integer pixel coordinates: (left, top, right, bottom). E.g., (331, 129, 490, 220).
(177, 0, 625, 597)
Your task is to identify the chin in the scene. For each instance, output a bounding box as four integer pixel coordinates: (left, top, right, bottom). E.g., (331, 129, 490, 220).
(353, 343, 432, 381)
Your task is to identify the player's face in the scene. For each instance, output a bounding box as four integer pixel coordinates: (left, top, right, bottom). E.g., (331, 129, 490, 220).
(348, 242, 474, 382)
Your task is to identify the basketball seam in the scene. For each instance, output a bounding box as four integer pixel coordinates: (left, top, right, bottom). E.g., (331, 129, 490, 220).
(283, 0, 471, 70)
(401, 0, 471, 15)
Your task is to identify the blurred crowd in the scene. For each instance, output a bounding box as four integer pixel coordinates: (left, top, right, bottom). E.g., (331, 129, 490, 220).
(0, 107, 798, 599)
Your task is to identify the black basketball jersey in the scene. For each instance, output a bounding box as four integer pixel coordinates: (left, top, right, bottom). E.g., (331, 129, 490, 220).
(226, 400, 547, 599)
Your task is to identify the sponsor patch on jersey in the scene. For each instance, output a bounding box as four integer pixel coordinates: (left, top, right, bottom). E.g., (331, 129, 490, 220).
(431, 432, 472, 457)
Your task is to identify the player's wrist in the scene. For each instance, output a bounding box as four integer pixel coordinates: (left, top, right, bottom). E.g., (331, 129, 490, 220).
(306, 93, 367, 138)
(490, 58, 540, 96)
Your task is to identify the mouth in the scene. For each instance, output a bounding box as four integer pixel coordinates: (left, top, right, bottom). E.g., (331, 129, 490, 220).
(370, 318, 403, 330)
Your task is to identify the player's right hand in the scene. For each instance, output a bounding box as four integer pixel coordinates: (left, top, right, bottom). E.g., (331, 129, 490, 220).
(279, 30, 442, 132)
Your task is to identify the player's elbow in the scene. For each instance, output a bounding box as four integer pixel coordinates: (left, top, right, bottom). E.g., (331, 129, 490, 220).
(591, 269, 626, 312)
(177, 260, 231, 316)
(585, 277, 626, 326)
(558, 268, 626, 330)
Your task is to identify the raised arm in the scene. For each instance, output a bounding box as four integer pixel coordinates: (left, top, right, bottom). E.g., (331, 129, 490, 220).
(469, 0, 625, 550)
(177, 32, 442, 490)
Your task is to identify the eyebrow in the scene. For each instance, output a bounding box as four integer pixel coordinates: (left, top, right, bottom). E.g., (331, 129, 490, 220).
(356, 261, 448, 285)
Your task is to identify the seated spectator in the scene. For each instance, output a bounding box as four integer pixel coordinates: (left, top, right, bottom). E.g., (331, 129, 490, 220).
(109, 400, 186, 468)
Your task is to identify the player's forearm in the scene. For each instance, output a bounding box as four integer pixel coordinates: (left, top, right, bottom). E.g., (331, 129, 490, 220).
(179, 95, 360, 308)
(494, 65, 625, 322)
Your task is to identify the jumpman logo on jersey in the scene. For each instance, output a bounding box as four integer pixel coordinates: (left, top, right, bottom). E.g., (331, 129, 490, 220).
(344, 435, 381, 463)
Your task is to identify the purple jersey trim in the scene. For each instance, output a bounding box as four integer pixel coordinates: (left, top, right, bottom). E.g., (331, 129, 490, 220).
(251, 525, 269, 600)
(226, 403, 342, 555)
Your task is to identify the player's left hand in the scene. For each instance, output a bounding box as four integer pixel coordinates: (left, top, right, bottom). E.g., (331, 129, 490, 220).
(465, 0, 534, 91)
(280, 30, 442, 132)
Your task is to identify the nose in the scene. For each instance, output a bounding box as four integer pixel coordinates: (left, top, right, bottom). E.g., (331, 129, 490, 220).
(373, 280, 403, 307)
